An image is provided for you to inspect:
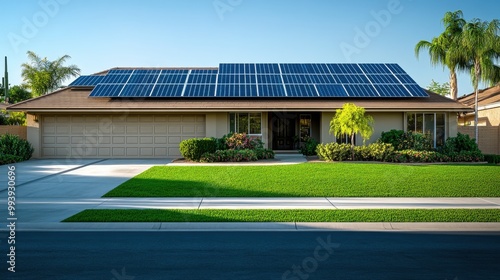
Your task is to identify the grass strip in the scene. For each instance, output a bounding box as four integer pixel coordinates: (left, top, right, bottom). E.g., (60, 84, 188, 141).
(103, 163, 500, 197)
(63, 209, 500, 223)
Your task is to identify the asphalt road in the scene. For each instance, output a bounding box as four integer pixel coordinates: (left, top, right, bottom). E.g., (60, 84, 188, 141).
(1, 231, 499, 280)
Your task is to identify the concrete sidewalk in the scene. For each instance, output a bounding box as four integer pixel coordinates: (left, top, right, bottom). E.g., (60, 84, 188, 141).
(16, 197, 500, 212)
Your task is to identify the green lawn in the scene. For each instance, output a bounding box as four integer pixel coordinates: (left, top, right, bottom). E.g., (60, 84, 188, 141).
(103, 163, 500, 197)
(63, 209, 500, 223)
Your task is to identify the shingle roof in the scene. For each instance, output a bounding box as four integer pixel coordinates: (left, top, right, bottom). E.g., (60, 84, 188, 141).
(458, 85, 500, 108)
(7, 87, 471, 113)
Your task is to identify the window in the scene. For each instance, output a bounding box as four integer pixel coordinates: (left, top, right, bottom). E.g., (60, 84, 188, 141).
(406, 113, 446, 148)
(299, 114, 312, 142)
(229, 113, 262, 136)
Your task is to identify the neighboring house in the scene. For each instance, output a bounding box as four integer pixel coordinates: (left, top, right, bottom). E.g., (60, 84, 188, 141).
(457, 85, 500, 126)
(7, 63, 471, 159)
(457, 85, 500, 155)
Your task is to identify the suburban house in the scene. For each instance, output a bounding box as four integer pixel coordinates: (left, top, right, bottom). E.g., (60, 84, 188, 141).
(458, 85, 500, 154)
(7, 63, 471, 159)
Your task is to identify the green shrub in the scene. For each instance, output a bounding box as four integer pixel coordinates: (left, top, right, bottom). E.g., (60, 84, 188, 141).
(254, 148, 275, 160)
(484, 154, 500, 164)
(380, 130, 433, 151)
(0, 134, 34, 164)
(385, 150, 445, 163)
(0, 111, 27, 125)
(179, 138, 217, 161)
(214, 133, 232, 151)
(446, 151, 484, 162)
(354, 142, 395, 161)
(0, 115, 7, 125)
(300, 137, 319, 156)
(379, 129, 405, 148)
(316, 143, 352, 161)
(440, 133, 480, 154)
(201, 149, 258, 162)
(226, 133, 258, 150)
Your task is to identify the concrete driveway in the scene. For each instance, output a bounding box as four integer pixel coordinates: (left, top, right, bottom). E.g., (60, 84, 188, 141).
(0, 158, 170, 224)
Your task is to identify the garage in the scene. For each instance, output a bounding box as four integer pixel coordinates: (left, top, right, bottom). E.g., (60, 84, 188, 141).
(41, 114, 206, 158)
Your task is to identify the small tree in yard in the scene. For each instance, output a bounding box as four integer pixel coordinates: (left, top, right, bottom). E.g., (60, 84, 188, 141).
(329, 103, 374, 160)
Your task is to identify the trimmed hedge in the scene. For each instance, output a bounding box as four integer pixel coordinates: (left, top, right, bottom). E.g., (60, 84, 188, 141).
(317, 141, 485, 163)
(179, 138, 217, 161)
(0, 134, 34, 165)
(484, 154, 500, 164)
(201, 148, 275, 163)
(316, 143, 352, 161)
(201, 149, 258, 162)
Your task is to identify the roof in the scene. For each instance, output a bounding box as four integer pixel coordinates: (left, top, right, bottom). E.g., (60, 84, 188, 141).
(70, 63, 430, 99)
(0, 102, 9, 111)
(7, 64, 472, 113)
(7, 87, 471, 113)
(458, 85, 500, 109)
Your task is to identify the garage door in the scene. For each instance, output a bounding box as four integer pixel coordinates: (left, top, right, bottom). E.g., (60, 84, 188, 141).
(41, 114, 206, 158)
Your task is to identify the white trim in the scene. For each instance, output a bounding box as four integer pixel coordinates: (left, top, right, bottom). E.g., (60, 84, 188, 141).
(181, 70, 191, 97)
(149, 69, 162, 97)
(277, 64, 288, 97)
(117, 69, 135, 96)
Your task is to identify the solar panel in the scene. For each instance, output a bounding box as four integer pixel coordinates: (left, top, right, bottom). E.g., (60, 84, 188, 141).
(107, 69, 134, 75)
(151, 84, 184, 97)
(80, 63, 428, 98)
(120, 84, 155, 97)
(69, 75, 105, 86)
(258, 85, 286, 97)
(157, 73, 188, 84)
(127, 73, 159, 84)
(286, 84, 317, 97)
(344, 85, 379, 97)
(316, 85, 349, 97)
(88, 84, 124, 97)
(101, 74, 131, 84)
(184, 84, 216, 97)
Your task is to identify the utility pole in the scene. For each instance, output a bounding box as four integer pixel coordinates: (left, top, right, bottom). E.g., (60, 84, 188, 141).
(4, 56, 8, 104)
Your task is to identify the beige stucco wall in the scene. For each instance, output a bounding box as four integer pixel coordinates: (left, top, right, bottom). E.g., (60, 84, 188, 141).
(369, 112, 404, 144)
(459, 106, 500, 127)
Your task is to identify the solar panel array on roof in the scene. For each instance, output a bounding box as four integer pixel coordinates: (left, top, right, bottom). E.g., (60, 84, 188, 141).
(67, 64, 429, 98)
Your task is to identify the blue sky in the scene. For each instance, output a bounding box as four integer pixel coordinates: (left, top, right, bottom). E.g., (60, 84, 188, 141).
(1, 0, 498, 96)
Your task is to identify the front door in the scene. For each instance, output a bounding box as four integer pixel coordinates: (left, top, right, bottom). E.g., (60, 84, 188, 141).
(272, 115, 296, 150)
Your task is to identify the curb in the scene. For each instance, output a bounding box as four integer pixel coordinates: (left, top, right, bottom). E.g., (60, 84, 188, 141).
(3, 222, 500, 232)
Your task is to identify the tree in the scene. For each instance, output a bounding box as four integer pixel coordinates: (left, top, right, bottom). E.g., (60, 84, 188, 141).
(8, 85, 32, 104)
(427, 79, 451, 96)
(415, 10, 466, 100)
(21, 51, 80, 96)
(329, 103, 374, 160)
(459, 18, 500, 143)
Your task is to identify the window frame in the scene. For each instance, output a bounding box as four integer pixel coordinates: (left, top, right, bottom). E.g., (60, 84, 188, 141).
(229, 112, 263, 137)
(405, 112, 447, 148)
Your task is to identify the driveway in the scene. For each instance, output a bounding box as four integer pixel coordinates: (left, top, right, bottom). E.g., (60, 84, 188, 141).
(0, 158, 170, 224)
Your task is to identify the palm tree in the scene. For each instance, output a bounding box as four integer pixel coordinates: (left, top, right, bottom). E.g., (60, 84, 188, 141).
(415, 10, 466, 100)
(21, 51, 80, 96)
(459, 18, 500, 143)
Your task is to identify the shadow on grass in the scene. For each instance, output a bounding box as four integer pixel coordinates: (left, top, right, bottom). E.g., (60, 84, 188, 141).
(102, 178, 296, 198)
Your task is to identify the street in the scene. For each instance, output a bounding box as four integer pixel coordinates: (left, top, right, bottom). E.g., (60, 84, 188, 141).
(1, 231, 499, 279)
